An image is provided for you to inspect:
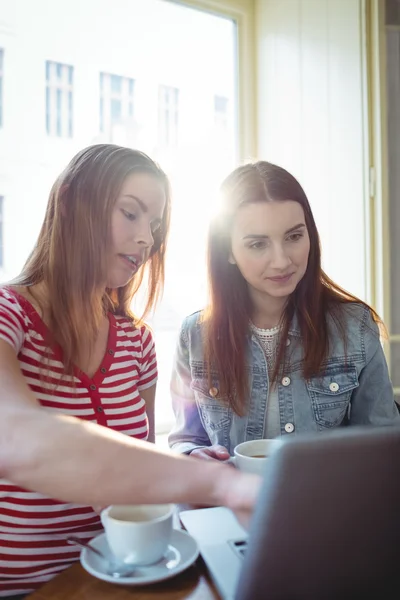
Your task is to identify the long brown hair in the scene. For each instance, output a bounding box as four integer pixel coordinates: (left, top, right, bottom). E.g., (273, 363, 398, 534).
(15, 144, 171, 374)
(203, 161, 381, 415)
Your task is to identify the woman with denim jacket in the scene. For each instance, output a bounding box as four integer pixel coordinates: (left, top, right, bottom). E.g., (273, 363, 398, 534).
(169, 161, 400, 459)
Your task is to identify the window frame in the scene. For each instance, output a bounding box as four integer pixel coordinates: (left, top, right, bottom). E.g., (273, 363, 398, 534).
(366, 0, 400, 402)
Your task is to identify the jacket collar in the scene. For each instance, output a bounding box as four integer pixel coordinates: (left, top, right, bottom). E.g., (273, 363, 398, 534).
(288, 312, 301, 337)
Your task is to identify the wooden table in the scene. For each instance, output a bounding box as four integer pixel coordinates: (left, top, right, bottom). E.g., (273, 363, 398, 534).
(26, 507, 221, 599)
(28, 559, 220, 600)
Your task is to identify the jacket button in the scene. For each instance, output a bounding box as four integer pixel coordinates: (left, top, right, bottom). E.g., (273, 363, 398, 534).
(286, 338, 291, 346)
(209, 387, 219, 398)
(90, 384, 97, 391)
(329, 382, 339, 392)
(285, 422, 294, 433)
(281, 376, 291, 387)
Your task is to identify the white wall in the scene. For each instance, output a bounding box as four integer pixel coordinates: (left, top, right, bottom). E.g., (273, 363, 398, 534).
(256, 0, 368, 300)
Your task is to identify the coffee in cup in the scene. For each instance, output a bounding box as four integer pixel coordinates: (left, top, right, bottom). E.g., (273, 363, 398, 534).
(233, 439, 282, 475)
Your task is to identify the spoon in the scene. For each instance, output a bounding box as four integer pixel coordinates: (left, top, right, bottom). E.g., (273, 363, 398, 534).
(67, 536, 136, 578)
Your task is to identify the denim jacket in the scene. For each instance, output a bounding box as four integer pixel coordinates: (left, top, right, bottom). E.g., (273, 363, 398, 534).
(168, 303, 400, 455)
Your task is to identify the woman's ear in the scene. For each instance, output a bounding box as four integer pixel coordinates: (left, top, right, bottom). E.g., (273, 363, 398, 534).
(228, 254, 236, 265)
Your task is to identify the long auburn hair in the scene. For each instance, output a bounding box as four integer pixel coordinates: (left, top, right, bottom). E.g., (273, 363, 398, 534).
(14, 144, 171, 375)
(203, 161, 382, 416)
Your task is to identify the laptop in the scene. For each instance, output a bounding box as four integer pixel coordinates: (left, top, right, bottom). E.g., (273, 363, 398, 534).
(180, 426, 400, 600)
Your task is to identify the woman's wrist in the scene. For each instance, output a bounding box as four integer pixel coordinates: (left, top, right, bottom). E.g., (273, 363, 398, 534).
(181, 458, 234, 507)
(209, 463, 261, 516)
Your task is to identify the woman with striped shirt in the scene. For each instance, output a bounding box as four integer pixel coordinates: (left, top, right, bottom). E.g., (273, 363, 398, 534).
(0, 145, 260, 599)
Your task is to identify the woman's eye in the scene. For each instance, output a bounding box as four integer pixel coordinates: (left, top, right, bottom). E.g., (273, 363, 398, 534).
(287, 233, 303, 242)
(122, 209, 137, 221)
(249, 241, 266, 250)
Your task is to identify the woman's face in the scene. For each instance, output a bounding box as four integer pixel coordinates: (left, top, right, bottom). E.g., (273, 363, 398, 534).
(230, 200, 310, 302)
(107, 172, 166, 289)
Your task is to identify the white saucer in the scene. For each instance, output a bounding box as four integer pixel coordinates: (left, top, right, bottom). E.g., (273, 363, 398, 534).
(80, 529, 199, 586)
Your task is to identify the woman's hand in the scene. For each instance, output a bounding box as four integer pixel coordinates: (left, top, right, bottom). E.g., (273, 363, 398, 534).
(218, 469, 262, 528)
(190, 445, 231, 461)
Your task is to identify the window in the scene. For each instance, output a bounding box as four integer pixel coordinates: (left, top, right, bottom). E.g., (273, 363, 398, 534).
(214, 95, 229, 131)
(158, 85, 179, 148)
(0, 197, 3, 269)
(0, 49, 3, 128)
(99, 73, 135, 135)
(46, 61, 73, 137)
(3, 0, 239, 435)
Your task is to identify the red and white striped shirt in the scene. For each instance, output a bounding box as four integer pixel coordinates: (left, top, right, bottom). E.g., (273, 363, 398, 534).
(0, 287, 157, 597)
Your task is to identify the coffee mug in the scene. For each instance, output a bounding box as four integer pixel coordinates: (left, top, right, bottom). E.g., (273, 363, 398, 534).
(233, 439, 282, 475)
(101, 504, 174, 566)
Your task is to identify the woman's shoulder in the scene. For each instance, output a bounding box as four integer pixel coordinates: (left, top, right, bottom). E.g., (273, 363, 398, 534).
(0, 285, 30, 320)
(181, 310, 203, 330)
(176, 310, 205, 349)
(0, 286, 33, 351)
(114, 313, 149, 332)
(327, 300, 380, 342)
(113, 313, 155, 346)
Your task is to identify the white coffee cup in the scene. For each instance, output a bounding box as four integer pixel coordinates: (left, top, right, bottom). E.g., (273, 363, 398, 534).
(233, 439, 282, 475)
(101, 504, 174, 566)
